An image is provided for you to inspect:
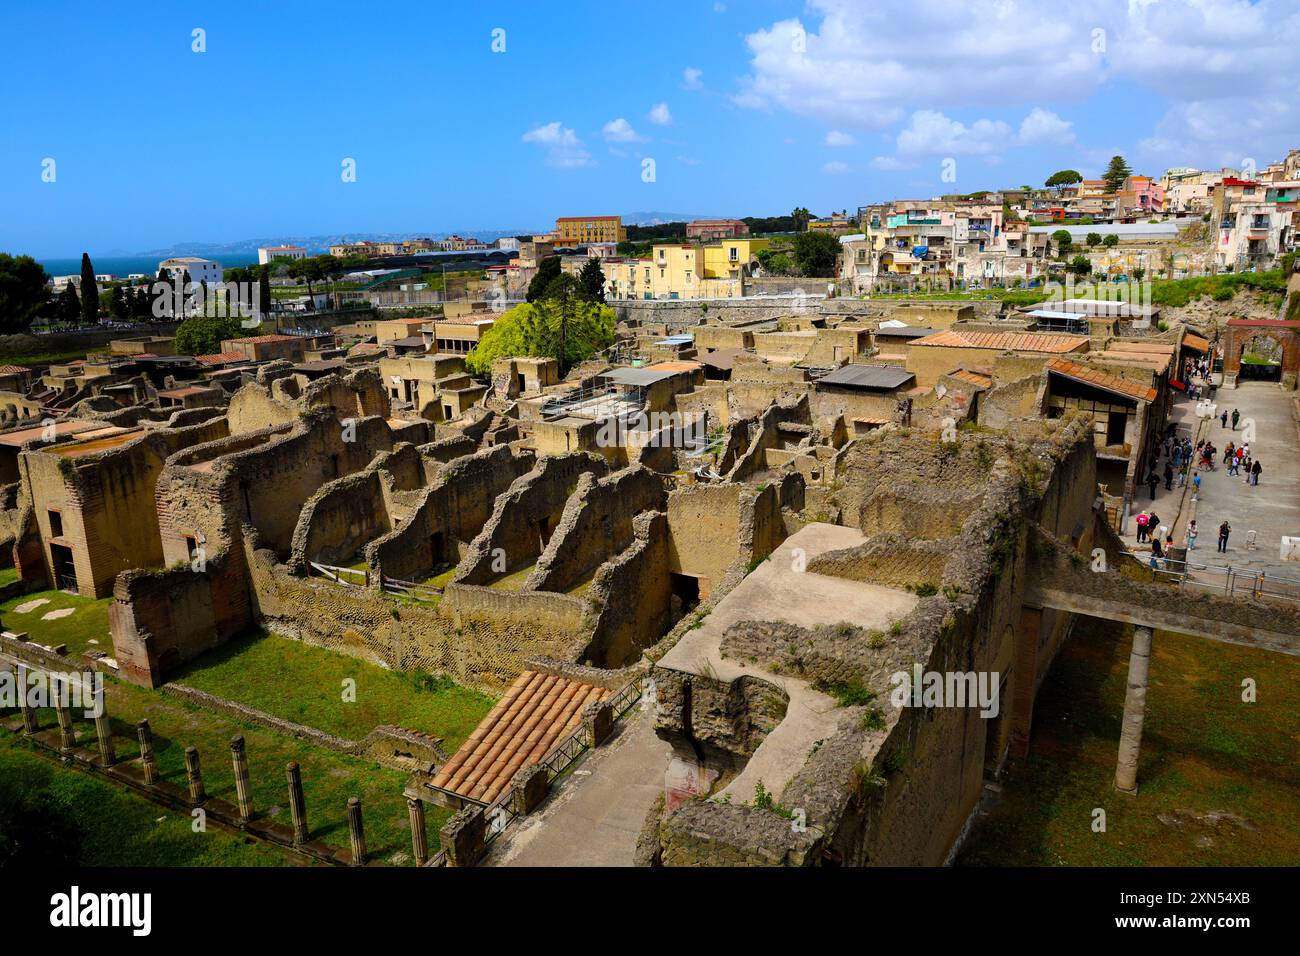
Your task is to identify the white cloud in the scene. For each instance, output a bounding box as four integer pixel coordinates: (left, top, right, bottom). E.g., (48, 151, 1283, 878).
(648, 102, 673, 125)
(822, 160, 850, 174)
(602, 118, 646, 143)
(682, 67, 704, 90)
(1017, 108, 1075, 146)
(825, 130, 855, 147)
(896, 110, 1009, 157)
(735, 0, 1300, 168)
(522, 122, 592, 168)
(870, 155, 914, 171)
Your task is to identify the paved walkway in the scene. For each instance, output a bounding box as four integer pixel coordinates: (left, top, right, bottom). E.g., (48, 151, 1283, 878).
(1119, 393, 1204, 552)
(1188, 381, 1300, 580)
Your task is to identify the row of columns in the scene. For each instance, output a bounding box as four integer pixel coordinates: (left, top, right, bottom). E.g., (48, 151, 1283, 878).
(4, 666, 377, 865)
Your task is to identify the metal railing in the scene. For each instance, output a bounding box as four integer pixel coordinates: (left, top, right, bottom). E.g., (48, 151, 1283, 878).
(1122, 550, 1300, 605)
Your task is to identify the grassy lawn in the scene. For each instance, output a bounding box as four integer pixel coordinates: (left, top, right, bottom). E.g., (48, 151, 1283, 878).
(0, 566, 18, 587)
(958, 615, 1300, 866)
(0, 347, 92, 366)
(15, 673, 449, 865)
(0, 588, 111, 655)
(172, 629, 493, 752)
(487, 562, 536, 591)
(0, 732, 289, 867)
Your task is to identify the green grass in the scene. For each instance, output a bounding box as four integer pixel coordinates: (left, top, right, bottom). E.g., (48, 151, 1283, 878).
(0, 566, 18, 588)
(0, 348, 93, 366)
(958, 615, 1300, 866)
(13, 673, 447, 865)
(0, 733, 290, 867)
(0, 588, 111, 655)
(172, 629, 493, 752)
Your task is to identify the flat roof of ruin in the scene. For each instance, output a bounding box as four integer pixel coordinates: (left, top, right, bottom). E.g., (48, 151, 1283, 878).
(819, 363, 916, 390)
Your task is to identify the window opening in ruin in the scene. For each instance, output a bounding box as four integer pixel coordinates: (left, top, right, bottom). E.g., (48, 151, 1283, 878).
(430, 531, 444, 564)
(47, 509, 63, 538)
(669, 572, 701, 613)
(50, 542, 77, 593)
(517, 373, 527, 394)
(184, 534, 198, 558)
(1106, 411, 1127, 446)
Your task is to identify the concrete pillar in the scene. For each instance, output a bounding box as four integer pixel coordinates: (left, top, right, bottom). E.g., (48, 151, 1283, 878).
(92, 688, 114, 766)
(1115, 625, 1153, 794)
(230, 736, 253, 823)
(184, 747, 205, 805)
(137, 719, 158, 785)
(16, 663, 37, 735)
(347, 796, 366, 866)
(407, 797, 429, 867)
(285, 762, 309, 845)
(53, 679, 76, 753)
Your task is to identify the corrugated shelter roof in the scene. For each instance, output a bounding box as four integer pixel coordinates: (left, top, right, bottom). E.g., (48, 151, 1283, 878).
(646, 360, 701, 373)
(819, 364, 915, 390)
(1226, 318, 1300, 329)
(430, 670, 610, 804)
(1182, 333, 1211, 353)
(911, 329, 1089, 353)
(1047, 358, 1156, 402)
(602, 366, 681, 387)
(873, 326, 936, 339)
(698, 348, 741, 371)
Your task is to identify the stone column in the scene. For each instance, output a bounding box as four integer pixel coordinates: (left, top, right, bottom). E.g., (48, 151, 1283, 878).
(230, 736, 253, 823)
(285, 762, 309, 845)
(1115, 625, 1153, 794)
(53, 678, 77, 753)
(137, 719, 158, 785)
(92, 688, 114, 767)
(185, 747, 205, 805)
(407, 797, 429, 867)
(16, 663, 38, 735)
(347, 796, 366, 866)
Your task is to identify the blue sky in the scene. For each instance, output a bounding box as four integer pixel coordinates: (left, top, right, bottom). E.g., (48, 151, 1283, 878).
(2, 0, 1296, 256)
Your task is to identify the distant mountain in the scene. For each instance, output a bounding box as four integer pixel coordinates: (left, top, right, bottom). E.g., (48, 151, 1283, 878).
(621, 211, 712, 226)
(128, 228, 541, 259)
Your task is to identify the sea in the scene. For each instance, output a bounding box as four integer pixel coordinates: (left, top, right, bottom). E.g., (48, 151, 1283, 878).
(39, 253, 261, 279)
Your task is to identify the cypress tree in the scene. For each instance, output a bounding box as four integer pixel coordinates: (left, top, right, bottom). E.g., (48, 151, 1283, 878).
(79, 252, 98, 324)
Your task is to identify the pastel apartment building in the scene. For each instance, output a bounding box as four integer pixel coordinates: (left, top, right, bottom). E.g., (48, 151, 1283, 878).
(258, 245, 308, 265)
(553, 216, 627, 246)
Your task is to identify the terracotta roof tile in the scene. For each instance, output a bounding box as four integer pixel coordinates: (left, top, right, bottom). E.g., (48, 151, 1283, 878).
(911, 329, 1089, 353)
(947, 368, 993, 389)
(0, 365, 32, 374)
(430, 670, 610, 805)
(1046, 357, 1157, 403)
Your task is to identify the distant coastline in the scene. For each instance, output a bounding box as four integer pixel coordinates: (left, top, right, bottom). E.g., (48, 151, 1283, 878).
(38, 253, 261, 278)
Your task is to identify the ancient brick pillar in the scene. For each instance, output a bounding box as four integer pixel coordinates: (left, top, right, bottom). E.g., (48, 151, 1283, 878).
(439, 805, 486, 867)
(510, 762, 550, 816)
(285, 762, 309, 845)
(1115, 625, 1153, 794)
(16, 663, 38, 735)
(407, 797, 429, 866)
(185, 747, 205, 805)
(347, 796, 366, 866)
(582, 699, 614, 749)
(230, 736, 253, 822)
(92, 688, 114, 767)
(136, 720, 158, 783)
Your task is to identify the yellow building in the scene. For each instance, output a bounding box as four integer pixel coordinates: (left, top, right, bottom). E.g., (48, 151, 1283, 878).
(554, 216, 627, 245)
(702, 238, 770, 279)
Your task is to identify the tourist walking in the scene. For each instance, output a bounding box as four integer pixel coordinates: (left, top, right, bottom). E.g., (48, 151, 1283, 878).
(1163, 461, 1174, 491)
(1136, 511, 1150, 544)
(1220, 409, 1228, 428)
(1231, 409, 1240, 430)
(1217, 520, 1231, 553)
(1147, 471, 1159, 500)
(1186, 519, 1198, 550)
(1251, 459, 1262, 486)
(1178, 463, 1188, 487)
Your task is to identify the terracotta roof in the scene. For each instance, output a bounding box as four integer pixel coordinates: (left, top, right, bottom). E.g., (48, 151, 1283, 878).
(1226, 318, 1300, 329)
(1104, 341, 1175, 356)
(194, 351, 250, 365)
(1046, 358, 1157, 402)
(430, 670, 610, 805)
(947, 368, 994, 389)
(0, 365, 31, 374)
(911, 329, 1088, 353)
(646, 360, 702, 373)
(236, 334, 297, 344)
(1182, 333, 1211, 353)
